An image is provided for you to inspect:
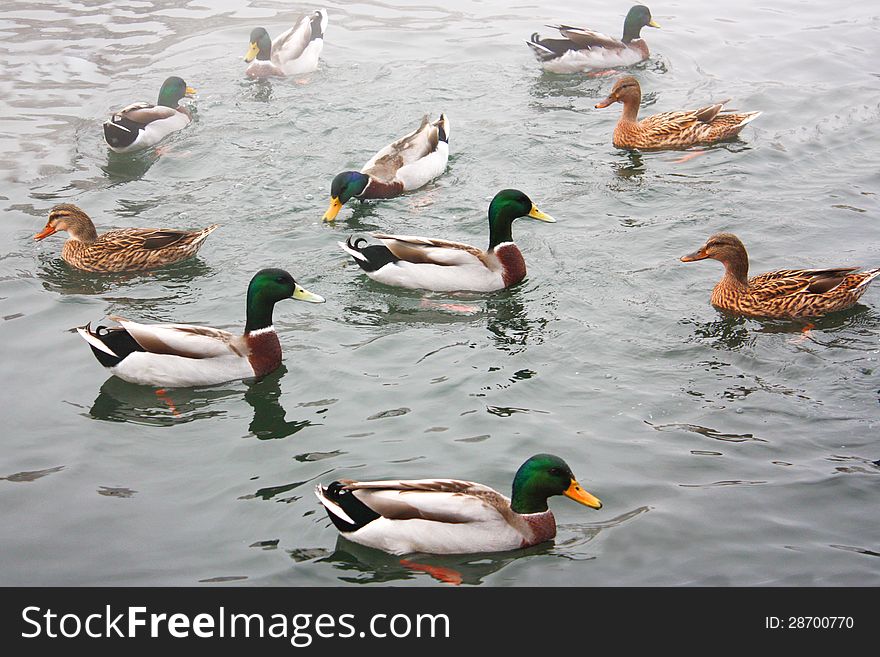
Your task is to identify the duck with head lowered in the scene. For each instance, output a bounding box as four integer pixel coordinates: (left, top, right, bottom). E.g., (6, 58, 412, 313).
(77, 268, 324, 387)
(315, 454, 602, 555)
(528, 5, 660, 74)
(244, 9, 328, 78)
(103, 76, 195, 153)
(322, 113, 450, 221)
(338, 189, 554, 292)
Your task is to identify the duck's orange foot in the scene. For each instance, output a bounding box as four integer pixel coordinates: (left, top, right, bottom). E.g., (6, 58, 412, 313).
(790, 323, 815, 344)
(672, 150, 708, 164)
(295, 78, 309, 85)
(155, 388, 181, 416)
(587, 69, 621, 78)
(419, 298, 480, 314)
(400, 559, 462, 585)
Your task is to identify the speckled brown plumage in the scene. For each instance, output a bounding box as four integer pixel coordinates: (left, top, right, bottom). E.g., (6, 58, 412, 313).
(596, 76, 761, 150)
(681, 233, 880, 319)
(34, 204, 218, 273)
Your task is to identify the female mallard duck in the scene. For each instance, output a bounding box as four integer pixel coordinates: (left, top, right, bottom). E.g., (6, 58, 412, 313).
(527, 5, 660, 74)
(103, 77, 195, 153)
(322, 113, 450, 221)
(77, 268, 324, 387)
(34, 204, 218, 273)
(338, 189, 554, 292)
(244, 9, 328, 78)
(681, 233, 880, 319)
(315, 454, 602, 555)
(595, 76, 761, 149)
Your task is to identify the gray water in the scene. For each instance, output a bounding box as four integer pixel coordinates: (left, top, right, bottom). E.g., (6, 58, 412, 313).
(1, 0, 878, 586)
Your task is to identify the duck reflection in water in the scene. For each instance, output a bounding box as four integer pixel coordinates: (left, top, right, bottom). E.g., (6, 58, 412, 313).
(89, 365, 311, 439)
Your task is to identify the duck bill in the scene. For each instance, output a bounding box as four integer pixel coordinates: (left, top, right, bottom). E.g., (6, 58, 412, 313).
(680, 248, 709, 262)
(322, 197, 343, 222)
(648, 20, 661, 28)
(34, 224, 57, 240)
(528, 205, 556, 223)
(244, 42, 259, 63)
(185, 86, 197, 96)
(595, 96, 615, 109)
(564, 479, 602, 509)
(292, 284, 325, 304)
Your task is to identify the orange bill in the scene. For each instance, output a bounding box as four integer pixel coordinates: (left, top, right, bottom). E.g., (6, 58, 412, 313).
(34, 224, 57, 240)
(564, 479, 602, 509)
(680, 248, 709, 262)
(594, 97, 614, 109)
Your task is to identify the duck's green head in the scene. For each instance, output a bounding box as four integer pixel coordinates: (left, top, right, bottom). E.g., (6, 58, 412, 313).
(511, 454, 602, 515)
(157, 76, 195, 108)
(623, 5, 660, 42)
(245, 268, 325, 333)
(323, 171, 370, 221)
(245, 27, 272, 62)
(487, 189, 555, 249)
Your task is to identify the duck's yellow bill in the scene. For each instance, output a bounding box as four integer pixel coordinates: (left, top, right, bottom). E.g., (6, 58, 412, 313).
(292, 284, 325, 304)
(680, 248, 709, 262)
(185, 86, 197, 96)
(34, 224, 57, 240)
(564, 479, 602, 509)
(244, 42, 259, 63)
(648, 20, 661, 28)
(595, 97, 614, 109)
(528, 205, 556, 223)
(322, 197, 343, 222)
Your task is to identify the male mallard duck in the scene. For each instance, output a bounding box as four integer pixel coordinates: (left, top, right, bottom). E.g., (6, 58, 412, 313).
(338, 189, 554, 292)
(322, 113, 450, 221)
(315, 454, 602, 555)
(595, 76, 761, 149)
(76, 269, 324, 387)
(244, 9, 328, 78)
(681, 233, 880, 319)
(103, 77, 195, 153)
(34, 204, 218, 273)
(527, 5, 659, 74)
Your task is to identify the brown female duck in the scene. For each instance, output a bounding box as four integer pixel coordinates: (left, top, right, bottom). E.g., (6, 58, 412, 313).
(595, 77, 761, 150)
(34, 204, 218, 273)
(681, 233, 880, 319)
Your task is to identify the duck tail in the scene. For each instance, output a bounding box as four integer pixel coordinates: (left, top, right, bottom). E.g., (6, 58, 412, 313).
(338, 236, 398, 272)
(855, 268, 880, 291)
(435, 113, 450, 144)
(193, 224, 220, 244)
(310, 8, 328, 40)
(526, 33, 554, 61)
(314, 482, 379, 533)
(77, 322, 144, 368)
(736, 111, 762, 128)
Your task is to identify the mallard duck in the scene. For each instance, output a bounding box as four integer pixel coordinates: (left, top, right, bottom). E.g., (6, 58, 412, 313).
(103, 77, 195, 153)
(244, 9, 328, 78)
(527, 5, 659, 74)
(315, 454, 602, 555)
(338, 189, 554, 292)
(595, 76, 761, 149)
(33, 204, 218, 273)
(681, 233, 880, 319)
(322, 114, 450, 221)
(76, 268, 324, 387)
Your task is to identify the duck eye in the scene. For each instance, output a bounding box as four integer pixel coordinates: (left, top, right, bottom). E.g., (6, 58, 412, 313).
(548, 467, 563, 476)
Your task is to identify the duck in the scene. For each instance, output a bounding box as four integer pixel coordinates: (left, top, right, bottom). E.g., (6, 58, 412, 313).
(244, 9, 328, 78)
(595, 76, 761, 150)
(322, 113, 450, 221)
(33, 204, 218, 273)
(314, 454, 602, 555)
(527, 5, 659, 74)
(338, 189, 554, 292)
(76, 268, 324, 387)
(103, 76, 195, 153)
(680, 233, 880, 319)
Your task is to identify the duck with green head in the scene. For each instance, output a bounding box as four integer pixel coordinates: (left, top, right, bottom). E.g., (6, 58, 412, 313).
(322, 113, 450, 221)
(103, 76, 196, 153)
(244, 9, 328, 78)
(528, 5, 660, 74)
(338, 189, 555, 292)
(77, 268, 324, 387)
(315, 454, 602, 555)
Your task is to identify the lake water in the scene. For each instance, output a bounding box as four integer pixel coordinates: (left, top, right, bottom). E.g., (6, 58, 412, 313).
(1, 0, 878, 586)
